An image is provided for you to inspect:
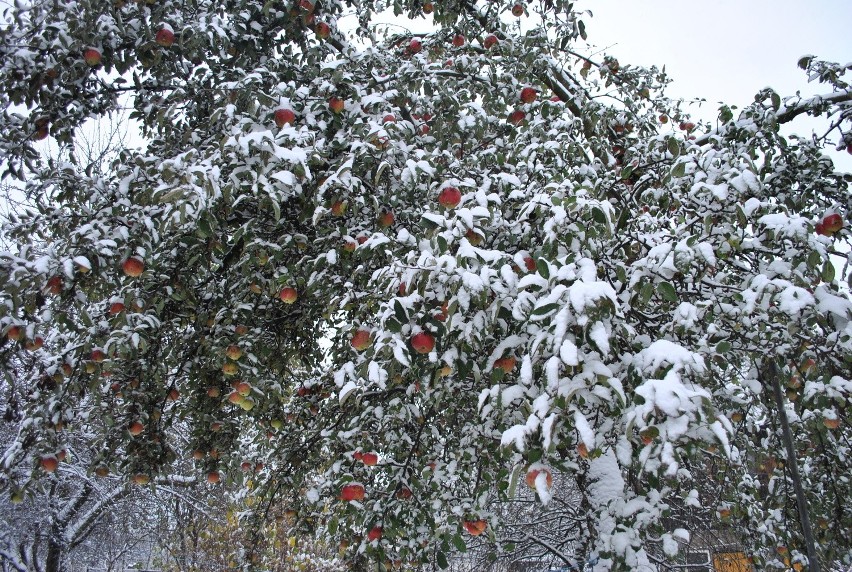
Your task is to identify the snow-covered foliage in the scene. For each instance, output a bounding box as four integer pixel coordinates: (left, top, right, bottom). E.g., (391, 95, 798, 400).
(1, 0, 851, 570)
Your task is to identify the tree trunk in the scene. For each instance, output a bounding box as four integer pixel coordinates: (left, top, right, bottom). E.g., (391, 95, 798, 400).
(43, 538, 62, 572)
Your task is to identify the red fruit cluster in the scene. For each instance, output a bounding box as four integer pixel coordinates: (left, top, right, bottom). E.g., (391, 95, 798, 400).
(520, 87, 537, 103)
(437, 186, 461, 208)
(508, 110, 526, 125)
(410, 332, 435, 354)
(274, 108, 296, 127)
(463, 519, 487, 536)
(122, 257, 144, 277)
(483, 34, 498, 49)
(340, 482, 366, 501)
(816, 213, 843, 236)
(155, 27, 175, 47)
(351, 329, 371, 351)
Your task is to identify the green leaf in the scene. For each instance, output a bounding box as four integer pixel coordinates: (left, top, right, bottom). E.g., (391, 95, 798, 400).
(393, 300, 408, 323)
(385, 318, 402, 333)
(671, 162, 686, 178)
(736, 205, 747, 228)
(531, 303, 560, 316)
(715, 341, 731, 354)
(437, 551, 449, 569)
(536, 258, 550, 279)
(328, 517, 338, 535)
(771, 92, 781, 111)
(667, 137, 680, 158)
(657, 282, 677, 303)
(639, 282, 654, 305)
(591, 206, 607, 224)
(452, 534, 467, 553)
(822, 260, 836, 283)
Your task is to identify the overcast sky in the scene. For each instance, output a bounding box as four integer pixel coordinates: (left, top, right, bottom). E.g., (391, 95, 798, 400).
(585, 1, 852, 119)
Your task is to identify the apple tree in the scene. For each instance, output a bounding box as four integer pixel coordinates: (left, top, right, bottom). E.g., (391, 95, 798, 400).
(1, 0, 851, 570)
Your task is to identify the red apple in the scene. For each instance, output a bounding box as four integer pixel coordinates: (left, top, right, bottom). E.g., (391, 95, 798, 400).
(341, 483, 366, 501)
(508, 110, 526, 125)
(847, 144, 852, 155)
(274, 108, 296, 127)
(410, 332, 435, 354)
(132, 474, 150, 485)
(109, 301, 125, 315)
(520, 87, 537, 103)
(351, 329, 372, 351)
(122, 257, 144, 277)
(207, 471, 221, 484)
(422, 1, 433, 13)
(483, 34, 498, 49)
(91, 348, 107, 362)
(240, 461, 252, 472)
(382, 114, 396, 124)
(465, 229, 484, 245)
(210, 421, 224, 432)
(463, 519, 487, 536)
(361, 452, 379, 466)
(437, 186, 462, 208)
(83, 47, 101, 67)
(279, 287, 298, 303)
(167, 388, 180, 401)
(235, 381, 252, 396)
(577, 443, 589, 458)
(823, 213, 843, 233)
(494, 356, 516, 373)
(155, 27, 175, 47)
(525, 466, 553, 489)
(45, 275, 63, 295)
(331, 200, 348, 216)
(815, 221, 827, 236)
(396, 486, 413, 499)
(523, 255, 536, 272)
(207, 386, 221, 398)
(452, 34, 465, 47)
(94, 465, 109, 477)
(329, 97, 345, 114)
(225, 344, 243, 360)
(409, 39, 422, 54)
(823, 417, 840, 430)
(222, 361, 239, 375)
(128, 421, 144, 436)
(25, 336, 44, 351)
(41, 456, 59, 473)
(511, 3, 524, 16)
(367, 526, 383, 542)
(343, 238, 357, 252)
(659, 114, 669, 124)
(315, 21, 331, 40)
(5, 325, 22, 341)
(377, 210, 395, 228)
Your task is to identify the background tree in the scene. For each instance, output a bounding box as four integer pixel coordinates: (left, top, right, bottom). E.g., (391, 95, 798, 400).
(1, 1, 851, 571)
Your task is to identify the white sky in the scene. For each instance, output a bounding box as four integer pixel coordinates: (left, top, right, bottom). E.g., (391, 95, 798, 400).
(585, 1, 852, 123)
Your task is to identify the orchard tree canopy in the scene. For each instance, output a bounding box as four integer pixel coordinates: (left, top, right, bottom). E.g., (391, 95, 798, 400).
(1, 0, 851, 570)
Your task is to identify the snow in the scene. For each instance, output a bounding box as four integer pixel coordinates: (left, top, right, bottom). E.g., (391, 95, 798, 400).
(633, 340, 706, 376)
